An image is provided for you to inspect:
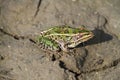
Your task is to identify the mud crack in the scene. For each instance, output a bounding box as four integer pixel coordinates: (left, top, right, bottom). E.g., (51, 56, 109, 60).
(78, 58, 120, 78)
(0, 28, 26, 40)
(59, 54, 120, 80)
(0, 28, 37, 45)
(59, 60, 79, 80)
(34, 0, 42, 17)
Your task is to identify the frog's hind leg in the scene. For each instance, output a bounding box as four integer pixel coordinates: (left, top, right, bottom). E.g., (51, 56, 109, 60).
(37, 37, 62, 60)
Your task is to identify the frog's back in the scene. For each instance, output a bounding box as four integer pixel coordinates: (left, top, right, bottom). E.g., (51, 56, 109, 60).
(43, 25, 83, 35)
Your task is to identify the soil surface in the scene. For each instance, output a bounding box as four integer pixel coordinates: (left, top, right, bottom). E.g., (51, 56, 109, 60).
(0, 0, 120, 80)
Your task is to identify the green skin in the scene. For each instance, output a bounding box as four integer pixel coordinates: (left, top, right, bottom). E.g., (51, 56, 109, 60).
(37, 36, 60, 51)
(37, 25, 94, 52)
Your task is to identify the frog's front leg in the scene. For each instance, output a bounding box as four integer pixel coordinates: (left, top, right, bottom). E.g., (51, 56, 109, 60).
(56, 41, 70, 52)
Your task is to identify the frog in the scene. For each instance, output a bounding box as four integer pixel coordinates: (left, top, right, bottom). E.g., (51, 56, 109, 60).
(36, 25, 94, 52)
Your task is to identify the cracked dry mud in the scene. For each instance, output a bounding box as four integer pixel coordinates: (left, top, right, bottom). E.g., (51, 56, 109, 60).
(0, 0, 120, 80)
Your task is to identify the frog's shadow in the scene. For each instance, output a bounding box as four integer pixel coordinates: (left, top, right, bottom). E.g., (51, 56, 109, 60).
(76, 28, 113, 47)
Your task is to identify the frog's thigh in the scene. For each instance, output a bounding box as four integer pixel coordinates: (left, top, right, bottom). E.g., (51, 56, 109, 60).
(39, 37, 60, 51)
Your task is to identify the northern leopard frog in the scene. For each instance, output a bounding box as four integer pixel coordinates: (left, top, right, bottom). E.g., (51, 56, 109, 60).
(36, 25, 94, 52)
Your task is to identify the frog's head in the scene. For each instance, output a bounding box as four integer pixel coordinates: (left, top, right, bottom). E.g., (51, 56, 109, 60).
(68, 27, 94, 48)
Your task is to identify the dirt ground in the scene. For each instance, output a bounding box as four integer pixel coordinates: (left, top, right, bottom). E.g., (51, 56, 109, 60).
(0, 0, 120, 80)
